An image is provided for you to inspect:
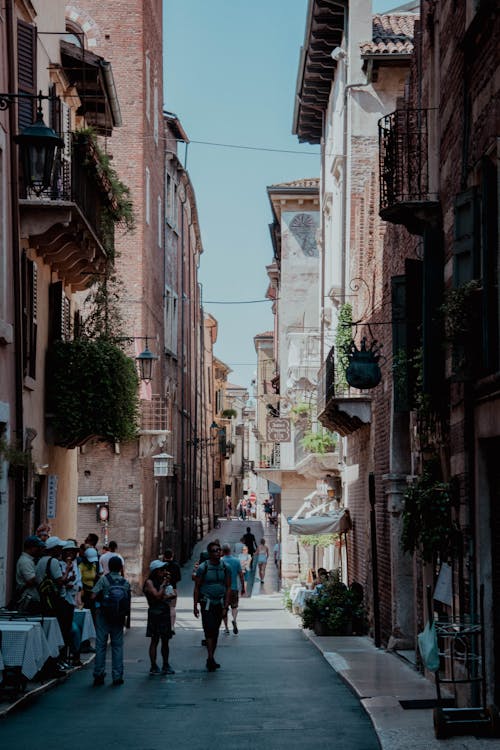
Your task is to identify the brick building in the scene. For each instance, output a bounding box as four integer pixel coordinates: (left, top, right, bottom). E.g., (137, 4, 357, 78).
(378, 0, 499, 705)
(0, 0, 124, 604)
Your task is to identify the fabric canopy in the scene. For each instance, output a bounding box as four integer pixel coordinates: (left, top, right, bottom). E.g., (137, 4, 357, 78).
(287, 509, 352, 536)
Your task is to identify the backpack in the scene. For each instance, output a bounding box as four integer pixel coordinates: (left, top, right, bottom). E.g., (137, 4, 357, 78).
(39, 558, 59, 611)
(101, 574, 129, 622)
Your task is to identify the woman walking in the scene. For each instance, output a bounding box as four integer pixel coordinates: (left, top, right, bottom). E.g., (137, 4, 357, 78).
(143, 560, 176, 675)
(255, 538, 269, 584)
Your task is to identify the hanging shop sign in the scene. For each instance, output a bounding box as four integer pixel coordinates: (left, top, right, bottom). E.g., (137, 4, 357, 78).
(266, 417, 291, 442)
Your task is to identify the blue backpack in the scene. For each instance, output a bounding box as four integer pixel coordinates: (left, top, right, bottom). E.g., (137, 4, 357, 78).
(101, 574, 129, 621)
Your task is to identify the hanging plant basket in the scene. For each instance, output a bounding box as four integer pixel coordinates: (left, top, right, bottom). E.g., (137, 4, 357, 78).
(345, 337, 382, 389)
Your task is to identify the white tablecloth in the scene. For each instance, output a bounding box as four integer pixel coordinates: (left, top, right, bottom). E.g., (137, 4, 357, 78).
(0, 622, 50, 679)
(292, 586, 316, 610)
(22, 617, 64, 658)
(74, 608, 96, 641)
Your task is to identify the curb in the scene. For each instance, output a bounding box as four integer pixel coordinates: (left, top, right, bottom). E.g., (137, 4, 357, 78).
(0, 655, 94, 720)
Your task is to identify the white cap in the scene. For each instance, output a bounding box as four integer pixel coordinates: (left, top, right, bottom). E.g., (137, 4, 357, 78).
(45, 536, 63, 549)
(149, 559, 167, 573)
(63, 540, 78, 550)
(85, 548, 98, 562)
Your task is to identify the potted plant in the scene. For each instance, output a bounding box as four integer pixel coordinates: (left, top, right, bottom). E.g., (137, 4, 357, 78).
(300, 428, 337, 455)
(300, 573, 364, 636)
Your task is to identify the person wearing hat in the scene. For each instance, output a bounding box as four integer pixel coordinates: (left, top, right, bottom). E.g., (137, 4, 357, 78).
(61, 541, 84, 665)
(15, 535, 46, 613)
(143, 560, 176, 675)
(79, 546, 100, 620)
(36, 537, 75, 667)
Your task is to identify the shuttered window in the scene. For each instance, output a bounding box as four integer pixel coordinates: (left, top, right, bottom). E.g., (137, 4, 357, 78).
(17, 21, 37, 131)
(453, 188, 480, 285)
(49, 281, 71, 344)
(22, 254, 38, 379)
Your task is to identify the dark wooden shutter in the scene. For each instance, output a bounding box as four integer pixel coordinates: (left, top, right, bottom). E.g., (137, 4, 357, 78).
(49, 281, 72, 343)
(17, 20, 37, 130)
(453, 188, 480, 286)
(22, 254, 38, 379)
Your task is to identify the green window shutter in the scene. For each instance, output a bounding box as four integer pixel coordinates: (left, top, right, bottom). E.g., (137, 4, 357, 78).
(453, 188, 480, 285)
(17, 20, 37, 131)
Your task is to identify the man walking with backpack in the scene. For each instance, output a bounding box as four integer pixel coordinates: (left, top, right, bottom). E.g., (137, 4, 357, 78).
(91, 555, 131, 686)
(193, 541, 231, 671)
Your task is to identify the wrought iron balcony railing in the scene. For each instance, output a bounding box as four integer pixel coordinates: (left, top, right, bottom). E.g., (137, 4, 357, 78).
(379, 108, 439, 223)
(20, 132, 115, 253)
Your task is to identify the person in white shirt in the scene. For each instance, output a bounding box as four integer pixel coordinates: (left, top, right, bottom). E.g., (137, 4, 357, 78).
(99, 541, 125, 575)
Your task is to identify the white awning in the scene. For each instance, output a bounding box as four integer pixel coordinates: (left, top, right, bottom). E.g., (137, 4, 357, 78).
(287, 508, 352, 535)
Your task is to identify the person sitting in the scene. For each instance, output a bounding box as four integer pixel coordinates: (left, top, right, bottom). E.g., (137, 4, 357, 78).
(313, 568, 329, 591)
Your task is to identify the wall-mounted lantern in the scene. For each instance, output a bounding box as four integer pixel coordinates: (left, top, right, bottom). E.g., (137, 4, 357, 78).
(14, 100, 64, 195)
(153, 453, 174, 477)
(136, 343, 158, 383)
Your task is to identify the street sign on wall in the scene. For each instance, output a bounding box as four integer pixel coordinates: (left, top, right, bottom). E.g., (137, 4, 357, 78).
(47, 475, 58, 519)
(266, 417, 291, 442)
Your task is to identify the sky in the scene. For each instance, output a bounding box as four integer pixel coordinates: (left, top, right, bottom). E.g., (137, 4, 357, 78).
(164, 0, 400, 390)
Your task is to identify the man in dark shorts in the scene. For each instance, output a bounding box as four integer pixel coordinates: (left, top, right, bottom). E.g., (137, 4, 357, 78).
(240, 527, 257, 555)
(193, 541, 231, 671)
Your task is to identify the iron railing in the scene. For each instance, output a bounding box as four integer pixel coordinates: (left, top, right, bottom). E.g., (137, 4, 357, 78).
(379, 108, 437, 213)
(20, 133, 114, 251)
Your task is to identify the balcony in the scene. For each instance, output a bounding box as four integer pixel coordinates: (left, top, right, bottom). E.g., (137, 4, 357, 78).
(317, 346, 371, 436)
(19, 133, 116, 290)
(379, 108, 440, 235)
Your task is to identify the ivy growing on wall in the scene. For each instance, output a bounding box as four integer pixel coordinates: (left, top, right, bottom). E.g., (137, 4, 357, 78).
(335, 303, 353, 391)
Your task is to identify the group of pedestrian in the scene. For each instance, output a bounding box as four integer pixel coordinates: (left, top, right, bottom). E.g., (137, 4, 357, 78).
(14, 529, 129, 683)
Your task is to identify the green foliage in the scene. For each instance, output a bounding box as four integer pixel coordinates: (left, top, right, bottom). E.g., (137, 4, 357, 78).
(0, 435, 32, 478)
(290, 402, 313, 425)
(46, 339, 139, 447)
(282, 588, 293, 612)
(82, 269, 128, 341)
(335, 303, 353, 390)
(221, 409, 237, 419)
(299, 534, 337, 548)
(402, 460, 458, 563)
(440, 280, 481, 342)
(74, 128, 135, 257)
(300, 428, 337, 454)
(301, 576, 364, 634)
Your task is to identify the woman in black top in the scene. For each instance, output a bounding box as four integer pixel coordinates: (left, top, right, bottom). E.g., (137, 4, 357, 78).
(143, 560, 176, 675)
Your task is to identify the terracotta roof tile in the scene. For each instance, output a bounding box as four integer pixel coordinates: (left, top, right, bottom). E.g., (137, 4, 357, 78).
(360, 14, 416, 56)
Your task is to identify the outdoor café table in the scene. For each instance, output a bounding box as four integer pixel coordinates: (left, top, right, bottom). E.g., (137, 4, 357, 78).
(292, 586, 316, 610)
(24, 616, 64, 658)
(73, 608, 96, 642)
(0, 621, 51, 679)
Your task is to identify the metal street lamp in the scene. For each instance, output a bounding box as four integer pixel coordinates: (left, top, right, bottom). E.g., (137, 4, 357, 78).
(0, 91, 64, 195)
(153, 453, 174, 477)
(136, 344, 158, 383)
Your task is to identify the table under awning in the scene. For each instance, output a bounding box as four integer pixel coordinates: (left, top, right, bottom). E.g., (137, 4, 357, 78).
(287, 508, 352, 535)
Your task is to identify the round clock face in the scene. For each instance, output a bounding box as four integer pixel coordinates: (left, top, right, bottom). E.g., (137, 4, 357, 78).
(289, 213, 319, 257)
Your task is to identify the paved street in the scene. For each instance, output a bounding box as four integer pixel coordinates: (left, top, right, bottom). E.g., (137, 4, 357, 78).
(0, 520, 378, 749)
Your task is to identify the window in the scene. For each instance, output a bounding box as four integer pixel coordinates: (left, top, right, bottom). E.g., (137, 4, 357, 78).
(17, 20, 36, 130)
(49, 282, 71, 343)
(164, 287, 178, 356)
(145, 167, 150, 224)
(166, 173, 177, 229)
(158, 195, 162, 247)
(21, 254, 38, 379)
(153, 81, 159, 144)
(145, 53, 151, 121)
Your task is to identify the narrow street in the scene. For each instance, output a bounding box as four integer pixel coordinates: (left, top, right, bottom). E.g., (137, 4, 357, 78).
(0, 520, 378, 750)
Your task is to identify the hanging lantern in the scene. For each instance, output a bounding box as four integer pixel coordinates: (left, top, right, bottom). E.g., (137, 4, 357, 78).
(14, 99, 64, 195)
(346, 336, 382, 390)
(153, 453, 174, 477)
(136, 344, 158, 382)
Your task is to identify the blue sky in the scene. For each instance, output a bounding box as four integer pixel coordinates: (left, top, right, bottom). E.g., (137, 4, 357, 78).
(164, 0, 400, 389)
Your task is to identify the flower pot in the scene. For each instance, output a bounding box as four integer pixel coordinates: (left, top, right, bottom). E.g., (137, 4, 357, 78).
(313, 620, 333, 636)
